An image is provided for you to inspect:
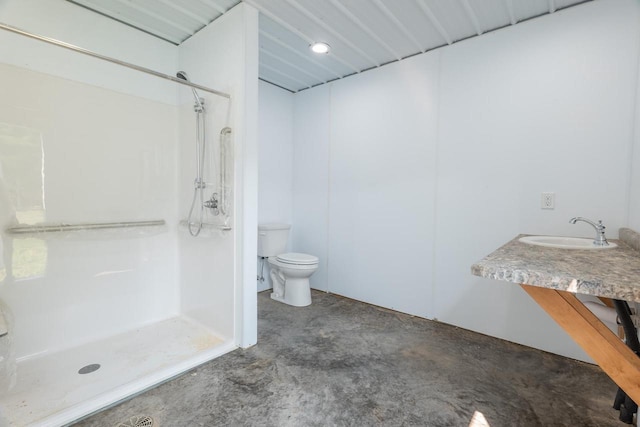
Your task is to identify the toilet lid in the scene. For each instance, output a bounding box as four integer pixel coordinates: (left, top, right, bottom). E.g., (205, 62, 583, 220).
(276, 252, 318, 265)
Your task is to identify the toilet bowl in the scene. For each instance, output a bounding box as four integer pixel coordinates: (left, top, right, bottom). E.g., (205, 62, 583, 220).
(258, 223, 319, 307)
(268, 253, 318, 307)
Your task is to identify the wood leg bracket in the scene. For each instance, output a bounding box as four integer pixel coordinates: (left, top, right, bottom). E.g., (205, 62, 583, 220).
(521, 284, 640, 403)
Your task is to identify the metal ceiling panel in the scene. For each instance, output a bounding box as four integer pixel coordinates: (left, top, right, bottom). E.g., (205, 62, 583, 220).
(170, 0, 225, 23)
(260, 49, 317, 89)
(250, 0, 376, 73)
(259, 33, 339, 84)
(206, 0, 241, 13)
(259, 14, 355, 78)
(382, 1, 452, 52)
(69, 0, 189, 44)
(513, 0, 553, 21)
(466, 0, 512, 33)
(132, 0, 205, 34)
(259, 63, 306, 91)
(335, 0, 424, 60)
(421, 0, 478, 43)
(66, 0, 595, 93)
(293, 0, 399, 65)
(555, 0, 589, 9)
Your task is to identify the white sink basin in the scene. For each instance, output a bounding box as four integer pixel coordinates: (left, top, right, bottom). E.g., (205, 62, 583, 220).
(519, 235, 617, 249)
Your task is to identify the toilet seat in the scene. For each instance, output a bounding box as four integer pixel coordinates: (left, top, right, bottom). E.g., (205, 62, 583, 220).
(276, 252, 318, 266)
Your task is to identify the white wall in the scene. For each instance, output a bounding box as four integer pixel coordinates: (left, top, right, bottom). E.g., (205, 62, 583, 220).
(258, 81, 294, 224)
(628, 21, 640, 229)
(257, 81, 294, 291)
(327, 54, 440, 317)
(256, 82, 331, 293)
(434, 0, 639, 360)
(292, 85, 332, 291)
(290, 0, 640, 361)
(178, 3, 259, 347)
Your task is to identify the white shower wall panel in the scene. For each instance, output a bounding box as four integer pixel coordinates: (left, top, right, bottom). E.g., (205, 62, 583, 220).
(177, 231, 234, 339)
(0, 63, 179, 359)
(177, 4, 259, 344)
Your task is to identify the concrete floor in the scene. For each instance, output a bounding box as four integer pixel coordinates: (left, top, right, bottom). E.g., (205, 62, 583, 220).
(74, 290, 622, 427)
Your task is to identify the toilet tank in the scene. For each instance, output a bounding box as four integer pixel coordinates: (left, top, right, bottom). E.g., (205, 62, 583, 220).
(257, 223, 291, 257)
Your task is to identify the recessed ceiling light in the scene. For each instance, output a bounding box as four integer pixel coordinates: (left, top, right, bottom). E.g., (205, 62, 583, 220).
(310, 42, 330, 54)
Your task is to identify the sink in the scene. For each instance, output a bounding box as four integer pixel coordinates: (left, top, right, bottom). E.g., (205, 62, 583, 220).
(519, 235, 617, 249)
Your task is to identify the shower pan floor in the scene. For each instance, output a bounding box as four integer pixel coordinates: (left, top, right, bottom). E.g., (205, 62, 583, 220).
(0, 316, 235, 427)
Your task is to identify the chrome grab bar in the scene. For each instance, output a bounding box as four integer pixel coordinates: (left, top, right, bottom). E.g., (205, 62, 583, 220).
(179, 220, 231, 231)
(219, 127, 232, 216)
(5, 220, 165, 234)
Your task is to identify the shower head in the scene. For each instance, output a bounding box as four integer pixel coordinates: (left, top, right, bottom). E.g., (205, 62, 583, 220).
(176, 71, 204, 111)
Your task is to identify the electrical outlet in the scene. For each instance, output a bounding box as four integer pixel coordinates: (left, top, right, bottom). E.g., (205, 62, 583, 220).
(541, 192, 555, 210)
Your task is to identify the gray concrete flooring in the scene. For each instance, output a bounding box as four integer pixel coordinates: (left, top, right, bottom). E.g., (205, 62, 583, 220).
(74, 290, 622, 426)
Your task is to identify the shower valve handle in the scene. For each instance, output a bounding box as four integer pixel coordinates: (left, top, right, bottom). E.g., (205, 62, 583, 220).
(204, 193, 219, 216)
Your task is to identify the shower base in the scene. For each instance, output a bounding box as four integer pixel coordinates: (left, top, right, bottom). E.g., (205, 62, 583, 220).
(0, 316, 236, 427)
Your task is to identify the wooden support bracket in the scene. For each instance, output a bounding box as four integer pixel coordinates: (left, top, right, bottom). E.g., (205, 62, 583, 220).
(521, 284, 640, 403)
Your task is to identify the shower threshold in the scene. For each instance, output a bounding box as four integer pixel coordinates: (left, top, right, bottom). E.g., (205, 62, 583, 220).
(0, 316, 236, 427)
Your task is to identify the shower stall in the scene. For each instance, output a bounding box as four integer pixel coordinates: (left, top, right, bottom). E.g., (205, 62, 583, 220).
(0, 4, 256, 424)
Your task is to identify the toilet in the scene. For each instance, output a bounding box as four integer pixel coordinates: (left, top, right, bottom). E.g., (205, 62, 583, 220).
(258, 223, 318, 307)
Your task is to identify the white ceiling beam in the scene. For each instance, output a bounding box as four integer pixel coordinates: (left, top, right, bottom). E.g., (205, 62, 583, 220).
(327, 0, 401, 61)
(198, 0, 226, 15)
(260, 30, 343, 79)
(460, 0, 483, 36)
(415, 0, 452, 45)
(157, 0, 210, 27)
(371, 0, 424, 53)
(548, 0, 557, 13)
(260, 62, 311, 89)
(504, 0, 517, 25)
(285, 0, 381, 67)
(244, 0, 361, 73)
(113, 0, 194, 36)
(261, 48, 328, 83)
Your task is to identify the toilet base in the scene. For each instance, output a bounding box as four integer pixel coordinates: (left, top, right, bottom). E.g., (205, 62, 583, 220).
(270, 278, 311, 307)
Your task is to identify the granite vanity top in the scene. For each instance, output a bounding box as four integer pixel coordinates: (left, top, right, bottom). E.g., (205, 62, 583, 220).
(471, 228, 640, 303)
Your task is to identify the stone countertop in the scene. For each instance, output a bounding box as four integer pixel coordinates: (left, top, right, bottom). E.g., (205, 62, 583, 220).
(471, 228, 640, 303)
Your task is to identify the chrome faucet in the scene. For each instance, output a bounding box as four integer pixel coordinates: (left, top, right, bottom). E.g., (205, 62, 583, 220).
(569, 217, 609, 246)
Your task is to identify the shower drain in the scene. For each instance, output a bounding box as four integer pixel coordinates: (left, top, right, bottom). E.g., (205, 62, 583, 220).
(116, 415, 155, 427)
(78, 364, 100, 374)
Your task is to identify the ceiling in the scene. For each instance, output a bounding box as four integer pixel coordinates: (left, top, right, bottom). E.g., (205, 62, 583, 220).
(67, 0, 593, 93)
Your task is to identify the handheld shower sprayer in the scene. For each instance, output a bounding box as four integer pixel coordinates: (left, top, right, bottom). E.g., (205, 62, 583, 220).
(178, 70, 218, 237)
(176, 71, 204, 112)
